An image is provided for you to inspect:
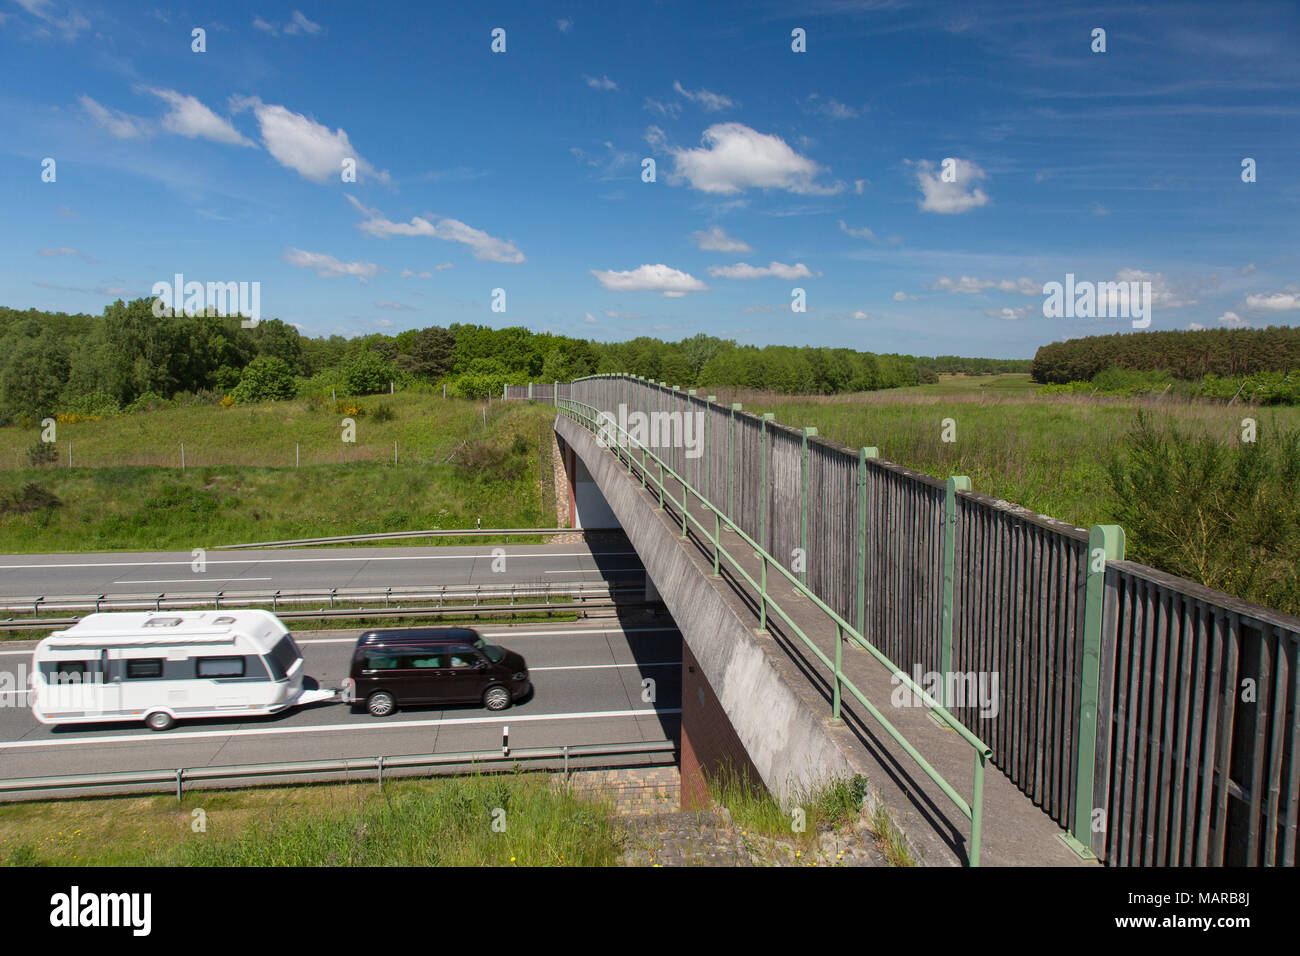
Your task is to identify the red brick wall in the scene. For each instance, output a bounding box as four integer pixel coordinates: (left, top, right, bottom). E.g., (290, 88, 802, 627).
(680, 640, 766, 810)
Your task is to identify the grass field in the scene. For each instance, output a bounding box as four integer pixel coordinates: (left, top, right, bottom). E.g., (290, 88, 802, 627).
(0, 396, 560, 553)
(716, 374, 1300, 532)
(0, 772, 620, 866)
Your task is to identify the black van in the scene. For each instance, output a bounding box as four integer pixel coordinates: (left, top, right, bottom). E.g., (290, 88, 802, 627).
(345, 627, 530, 716)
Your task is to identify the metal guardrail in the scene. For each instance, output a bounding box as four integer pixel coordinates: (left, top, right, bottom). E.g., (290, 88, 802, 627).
(214, 527, 594, 549)
(1, 581, 639, 617)
(558, 397, 992, 865)
(0, 740, 679, 801)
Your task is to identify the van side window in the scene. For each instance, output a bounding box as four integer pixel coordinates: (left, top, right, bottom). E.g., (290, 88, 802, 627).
(408, 654, 443, 669)
(197, 657, 246, 678)
(125, 659, 165, 680)
(41, 661, 93, 682)
(365, 654, 400, 670)
(448, 647, 477, 668)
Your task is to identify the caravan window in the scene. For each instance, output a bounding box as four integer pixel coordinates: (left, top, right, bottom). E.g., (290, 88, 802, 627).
(197, 657, 245, 678)
(264, 636, 302, 680)
(41, 660, 93, 682)
(125, 659, 165, 680)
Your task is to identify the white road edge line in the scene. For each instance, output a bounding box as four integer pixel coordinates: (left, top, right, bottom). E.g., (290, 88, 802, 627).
(0, 707, 683, 750)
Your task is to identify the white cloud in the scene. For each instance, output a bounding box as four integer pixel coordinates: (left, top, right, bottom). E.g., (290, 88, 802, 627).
(255, 11, 323, 36)
(590, 264, 708, 297)
(584, 312, 598, 323)
(644, 98, 681, 118)
(14, 0, 89, 40)
(838, 219, 875, 240)
(932, 275, 1038, 295)
(232, 96, 386, 183)
(400, 264, 453, 277)
(1117, 268, 1198, 308)
(1091, 201, 1110, 216)
(79, 95, 146, 139)
(692, 225, 752, 253)
(672, 81, 734, 111)
(661, 123, 842, 195)
(375, 301, 415, 311)
(148, 88, 255, 146)
(283, 248, 382, 282)
(803, 93, 859, 119)
(911, 158, 990, 214)
(1188, 322, 1206, 330)
(37, 246, 97, 262)
(1245, 291, 1300, 311)
(583, 74, 617, 91)
(1239, 263, 1257, 276)
(557, 18, 573, 32)
(284, 10, 322, 35)
(893, 290, 916, 302)
(708, 261, 814, 280)
(984, 306, 1031, 320)
(1217, 311, 1246, 328)
(346, 196, 524, 263)
(854, 179, 868, 194)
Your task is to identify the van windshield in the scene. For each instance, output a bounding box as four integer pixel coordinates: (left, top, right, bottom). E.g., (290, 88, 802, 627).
(472, 636, 505, 663)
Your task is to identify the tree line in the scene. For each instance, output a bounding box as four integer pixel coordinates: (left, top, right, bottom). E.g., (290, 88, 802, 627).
(1031, 326, 1300, 384)
(1, 297, 1019, 424)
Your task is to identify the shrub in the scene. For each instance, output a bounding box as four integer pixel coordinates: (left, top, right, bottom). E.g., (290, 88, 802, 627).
(341, 352, 397, 396)
(26, 441, 57, 467)
(231, 355, 297, 404)
(372, 403, 396, 423)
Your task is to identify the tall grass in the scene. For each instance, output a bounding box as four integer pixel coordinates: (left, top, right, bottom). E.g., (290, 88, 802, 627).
(0, 773, 621, 867)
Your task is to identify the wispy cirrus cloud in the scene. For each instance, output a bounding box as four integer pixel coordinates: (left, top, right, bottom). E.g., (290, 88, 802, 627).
(692, 225, 752, 254)
(282, 248, 382, 282)
(346, 196, 525, 263)
(708, 261, 815, 280)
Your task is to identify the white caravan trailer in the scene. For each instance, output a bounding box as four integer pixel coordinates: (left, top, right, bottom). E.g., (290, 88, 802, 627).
(30, 610, 335, 731)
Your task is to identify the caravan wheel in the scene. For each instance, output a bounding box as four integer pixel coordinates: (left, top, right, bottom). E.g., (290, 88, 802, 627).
(146, 711, 175, 732)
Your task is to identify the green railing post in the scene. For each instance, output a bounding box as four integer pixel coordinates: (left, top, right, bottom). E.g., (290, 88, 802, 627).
(713, 510, 721, 576)
(941, 475, 971, 705)
(971, 752, 986, 867)
(759, 553, 768, 632)
(706, 396, 717, 501)
(1062, 523, 1125, 861)
(760, 414, 774, 552)
(857, 447, 877, 641)
(553, 381, 558, 408)
(688, 390, 699, 487)
(729, 403, 741, 518)
(800, 427, 818, 586)
(832, 622, 843, 724)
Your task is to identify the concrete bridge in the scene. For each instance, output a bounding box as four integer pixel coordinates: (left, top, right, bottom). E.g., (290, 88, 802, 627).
(513, 375, 1300, 868)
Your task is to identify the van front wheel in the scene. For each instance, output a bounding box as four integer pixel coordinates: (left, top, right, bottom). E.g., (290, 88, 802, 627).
(483, 686, 511, 711)
(146, 711, 175, 732)
(367, 691, 396, 717)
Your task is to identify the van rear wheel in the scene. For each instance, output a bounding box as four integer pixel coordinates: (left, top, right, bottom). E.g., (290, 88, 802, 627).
(367, 691, 396, 717)
(146, 711, 174, 732)
(483, 686, 511, 711)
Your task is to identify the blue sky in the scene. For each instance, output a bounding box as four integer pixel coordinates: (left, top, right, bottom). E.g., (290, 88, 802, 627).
(1, 0, 1297, 358)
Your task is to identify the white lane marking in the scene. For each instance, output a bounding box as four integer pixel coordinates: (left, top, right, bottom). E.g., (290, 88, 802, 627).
(0, 552, 638, 571)
(531, 662, 680, 672)
(115, 577, 274, 585)
(0, 625, 682, 655)
(0, 707, 682, 750)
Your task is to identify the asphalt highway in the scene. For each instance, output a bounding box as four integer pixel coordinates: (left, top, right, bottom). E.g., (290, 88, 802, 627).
(0, 619, 682, 783)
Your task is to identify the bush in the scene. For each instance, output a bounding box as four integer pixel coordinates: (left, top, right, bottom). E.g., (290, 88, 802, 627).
(26, 441, 57, 467)
(341, 352, 397, 396)
(231, 355, 297, 404)
(0, 481, 63, 515)
(372, 403, 396, 423)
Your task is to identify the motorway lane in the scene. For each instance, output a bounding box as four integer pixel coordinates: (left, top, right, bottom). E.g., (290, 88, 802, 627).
(0, 621, 682, 781)
(0, 540, 645, 600)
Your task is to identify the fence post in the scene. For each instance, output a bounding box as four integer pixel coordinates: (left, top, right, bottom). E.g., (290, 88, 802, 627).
(857, 447, 877, 641)
(1062, 523, 1125, 860)
(729, 403, 741, 518)
(941, 475, 971, 703)
(760, 414, 774, 552)
(554, 382, 558, 408)
(705, 396, 717, 500)
(800, 427, 818, 586)
(687, 390, 699, 487)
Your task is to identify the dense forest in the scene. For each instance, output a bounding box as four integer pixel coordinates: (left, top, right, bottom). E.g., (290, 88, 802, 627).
(0, 298, 1026, 425)
(1031, 327, 1300, 384)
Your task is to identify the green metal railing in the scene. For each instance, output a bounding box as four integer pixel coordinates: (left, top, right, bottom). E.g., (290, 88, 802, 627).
(558, 397, 992, 865)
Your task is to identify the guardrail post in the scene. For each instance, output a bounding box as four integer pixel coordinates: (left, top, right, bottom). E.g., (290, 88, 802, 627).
(941, 476, 971, 704)
(759, 553, 768, 632)
(729, 403, 741, 518)
(176, 768, 184, 802)
(800, 428, 818, 586)
(712, 509, 721, 577)
(377, 755, 385, 790)
(760, 414, 774, 551)
(857, 447, 876, 640)
(832, 622, 843, 724)
(1062, 523, 1125, 860)
(705, 396, 717, 500)
(972, 752, 986, 866)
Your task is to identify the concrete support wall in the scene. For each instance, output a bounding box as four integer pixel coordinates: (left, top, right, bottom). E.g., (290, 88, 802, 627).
(555, 414, 859, 807)
(681, 640, 764, 810)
